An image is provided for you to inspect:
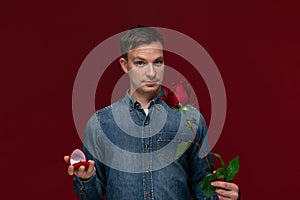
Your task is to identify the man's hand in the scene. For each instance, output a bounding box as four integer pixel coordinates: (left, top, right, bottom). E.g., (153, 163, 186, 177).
(64, 156, 96, 180)
(211, 181, 239, 200)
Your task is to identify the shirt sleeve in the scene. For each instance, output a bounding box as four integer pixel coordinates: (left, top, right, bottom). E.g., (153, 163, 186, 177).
(187, 112, 218, 200)
(73, 113, 106, 200)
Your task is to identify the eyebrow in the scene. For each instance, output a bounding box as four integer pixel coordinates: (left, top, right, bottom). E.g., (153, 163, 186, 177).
(132, 56, 164, 61)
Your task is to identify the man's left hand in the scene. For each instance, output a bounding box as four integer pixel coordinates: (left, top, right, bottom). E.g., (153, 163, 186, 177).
(210, 181, 239, 200)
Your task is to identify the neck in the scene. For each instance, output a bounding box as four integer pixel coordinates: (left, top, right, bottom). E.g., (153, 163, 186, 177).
(130, 87, 161, 109)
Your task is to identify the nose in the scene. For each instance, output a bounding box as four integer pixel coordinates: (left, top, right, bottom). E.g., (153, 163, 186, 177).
(146, 63, 156, 78)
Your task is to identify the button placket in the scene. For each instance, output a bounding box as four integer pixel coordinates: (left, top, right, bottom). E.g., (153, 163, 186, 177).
(142, 115, 153, 200)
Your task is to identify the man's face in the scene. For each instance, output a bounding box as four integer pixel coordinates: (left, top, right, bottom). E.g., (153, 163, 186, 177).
(120, 41, 164, 97)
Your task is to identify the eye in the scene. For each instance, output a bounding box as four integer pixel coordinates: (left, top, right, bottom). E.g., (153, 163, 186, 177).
(134, 61, 145, 67)
(154, 60, 164, 66)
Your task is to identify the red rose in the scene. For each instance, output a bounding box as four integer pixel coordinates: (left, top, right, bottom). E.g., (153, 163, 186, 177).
(160, 82, 191, 109)
(160, 86, 180, 109)
(171, 81, 190, 106)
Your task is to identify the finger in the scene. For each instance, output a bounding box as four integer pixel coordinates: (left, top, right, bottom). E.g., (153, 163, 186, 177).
(87, 160, 95, 174)
(76, 165, 86, 177)
(67, 165, 74, 176)
(218, 196, 231, 200)
(77, 165, 94, 179)
(216, 188, 238, 198)
(216, 188, 229, 198)
(211, 181, 239, 192)
(64, 156, 70, 163)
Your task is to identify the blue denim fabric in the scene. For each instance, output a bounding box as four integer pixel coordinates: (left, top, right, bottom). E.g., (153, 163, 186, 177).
(73, 90, 218, 200)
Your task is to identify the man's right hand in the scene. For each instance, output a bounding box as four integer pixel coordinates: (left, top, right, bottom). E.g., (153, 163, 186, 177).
(64, 156, 96, 180)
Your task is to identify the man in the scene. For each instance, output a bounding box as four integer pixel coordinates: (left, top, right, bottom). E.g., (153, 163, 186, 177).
(64, 26, 240, 199)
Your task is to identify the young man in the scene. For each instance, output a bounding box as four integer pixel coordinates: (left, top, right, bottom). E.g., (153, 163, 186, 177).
(64, 26, 240, 199)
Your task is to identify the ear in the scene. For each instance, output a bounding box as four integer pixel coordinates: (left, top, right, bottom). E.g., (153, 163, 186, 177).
(119, 57, 128, 73)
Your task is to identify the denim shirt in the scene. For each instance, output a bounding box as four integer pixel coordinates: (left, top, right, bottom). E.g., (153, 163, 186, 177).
(73, 90, 218, 200)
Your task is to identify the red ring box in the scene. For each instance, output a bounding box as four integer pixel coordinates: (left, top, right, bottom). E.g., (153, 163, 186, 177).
(69, 149, 90, 170)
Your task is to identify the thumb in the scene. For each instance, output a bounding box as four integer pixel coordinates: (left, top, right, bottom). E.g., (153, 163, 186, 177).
(64, 156, 70, 164)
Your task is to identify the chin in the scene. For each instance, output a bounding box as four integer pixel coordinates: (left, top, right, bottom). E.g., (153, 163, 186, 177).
(141, 84, 161, 94)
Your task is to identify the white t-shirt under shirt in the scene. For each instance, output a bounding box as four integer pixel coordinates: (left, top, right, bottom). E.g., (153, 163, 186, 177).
(144, 109, 149, 115)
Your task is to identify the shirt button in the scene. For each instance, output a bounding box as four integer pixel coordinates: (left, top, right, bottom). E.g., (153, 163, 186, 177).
(144, 144, 149, 149)
(144, 121, 149, 125)
(147, 192, 151, 197)
(145, 168, 150, 173)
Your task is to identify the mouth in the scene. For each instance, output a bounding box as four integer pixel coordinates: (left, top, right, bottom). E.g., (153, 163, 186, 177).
(143, 80, 159, 86)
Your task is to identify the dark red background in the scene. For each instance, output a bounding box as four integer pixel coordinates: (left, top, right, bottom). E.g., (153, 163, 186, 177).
(1, 0, 299, 199)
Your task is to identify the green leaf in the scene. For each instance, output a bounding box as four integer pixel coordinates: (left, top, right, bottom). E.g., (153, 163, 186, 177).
(213, 153, 226, 169)
(225, 156, 239, 181)
(181, 106, 188, 111)
(174, 108, 180, 114)
(201, 173, 217, 198)
(185, 124, 191, 130)
(215, 167, 226, 179)
(191, 118, 198, 126)
(176, 142, 188, 157)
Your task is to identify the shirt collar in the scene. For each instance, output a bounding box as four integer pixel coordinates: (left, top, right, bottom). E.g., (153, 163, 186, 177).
(123, 88, 164, 111)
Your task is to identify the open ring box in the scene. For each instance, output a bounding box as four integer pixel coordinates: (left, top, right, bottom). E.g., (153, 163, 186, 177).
(69, 149, 90, 170)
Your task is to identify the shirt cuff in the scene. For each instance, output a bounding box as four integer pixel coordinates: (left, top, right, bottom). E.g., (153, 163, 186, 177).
(74, 173, 97, 190)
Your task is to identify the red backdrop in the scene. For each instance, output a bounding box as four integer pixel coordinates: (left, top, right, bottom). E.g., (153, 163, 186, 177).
(1, 0, 300, 199)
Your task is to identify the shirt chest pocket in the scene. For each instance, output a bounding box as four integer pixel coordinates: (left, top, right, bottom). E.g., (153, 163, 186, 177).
(156, 132, 191, 163)
(157, 132, 182, 148)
